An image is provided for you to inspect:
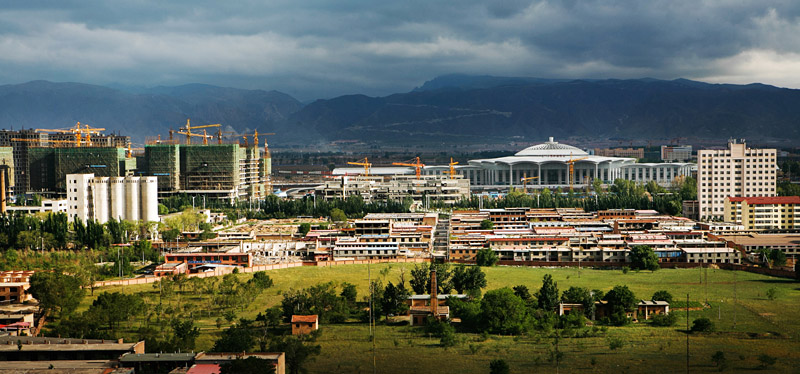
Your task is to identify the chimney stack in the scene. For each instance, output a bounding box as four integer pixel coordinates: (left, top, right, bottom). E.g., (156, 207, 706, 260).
(430, 267, 438, 316)
(1, 168, 6, 214)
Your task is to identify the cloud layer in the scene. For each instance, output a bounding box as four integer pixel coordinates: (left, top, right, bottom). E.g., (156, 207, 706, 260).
(0, 1, 799, 100)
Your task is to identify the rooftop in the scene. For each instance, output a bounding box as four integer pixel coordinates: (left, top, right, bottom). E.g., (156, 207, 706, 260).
(291, 315, 318, 323)
(728, 196, 800, 205)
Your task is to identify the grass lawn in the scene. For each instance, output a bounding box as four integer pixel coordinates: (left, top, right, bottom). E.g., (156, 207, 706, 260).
(81, 264, 800, 373)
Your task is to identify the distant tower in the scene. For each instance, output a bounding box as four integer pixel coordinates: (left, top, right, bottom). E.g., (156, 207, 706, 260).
(430, 268, 438, 316)
(263, 138, 272, 195)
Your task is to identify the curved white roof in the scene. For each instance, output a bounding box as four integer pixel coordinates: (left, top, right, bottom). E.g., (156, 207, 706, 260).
(515, 137, 588, 157)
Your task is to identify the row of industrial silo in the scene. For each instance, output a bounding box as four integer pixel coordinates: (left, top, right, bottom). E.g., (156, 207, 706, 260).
(89, 176, 159, 223)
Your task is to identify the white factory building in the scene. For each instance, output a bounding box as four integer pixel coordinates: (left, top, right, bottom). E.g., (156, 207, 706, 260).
(67, 174, 159, 223)
(424, 137, 695, 189)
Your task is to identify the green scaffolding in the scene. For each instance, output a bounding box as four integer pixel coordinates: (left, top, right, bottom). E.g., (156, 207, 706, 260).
(180, 144, 240, 191)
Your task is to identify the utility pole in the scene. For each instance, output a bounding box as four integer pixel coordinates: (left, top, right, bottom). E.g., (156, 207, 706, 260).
(686, 293, 690, 374)
(733, 271, 737, 329)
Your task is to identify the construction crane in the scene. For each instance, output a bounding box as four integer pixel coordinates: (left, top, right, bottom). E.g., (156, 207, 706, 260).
(520, 174, 539, 193)
(180, 119, 221, 145)
(392, 156, 425, 179)
(441, 158, 459, 179)
(567, 153, 589, 192)
(216, 129, 236, 144)
(240, 130, 276, 147)
(347, 157, 372, 176)
(175, 130, 213, 145)
(35, 122, 106, 147)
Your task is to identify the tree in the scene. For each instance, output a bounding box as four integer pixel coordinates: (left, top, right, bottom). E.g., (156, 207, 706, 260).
(248, 272, 275, 290)
(630, 245, 660, 271)
(513, 285, 532, 301)
(475, 248, 499, 267)
(537, 274, 560, 312)
(340, 283, 357, 304)
(410, 264, 429, 294)
(603, 285, 637, 326)
(220, 357, 276, 374)
(651, 290, 673, 303)
(298, 223, 311, 236)
(691, 317, 715, 332)
(269, 336, 321, 374)
(88, 292, 145, 331)
(711, 351, 728, 371)
(480, 288, 531, 335)
(561, 286, 594, 318)
(28, 272, 85, 317)
(157, 203, 169, 215)
(479, 219, 494, 230)
(381, 282, 410, 319)
(451, 265, 487, 294)
(650, 312, 678, 327)
(489, 359, 510, 374)
(330, 208, 347, 223)
(212, 319, 257, 352)
(172, 319, 200, 351)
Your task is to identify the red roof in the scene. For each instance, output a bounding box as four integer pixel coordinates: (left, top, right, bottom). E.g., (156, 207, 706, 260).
(489, 237, 568, 242)
(187, 364, 220, 374)
(291, 315, 318, 323)
(728, 196, 800, 205)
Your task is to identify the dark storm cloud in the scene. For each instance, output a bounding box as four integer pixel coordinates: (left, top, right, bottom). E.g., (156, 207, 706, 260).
(0, 1, 799, 100)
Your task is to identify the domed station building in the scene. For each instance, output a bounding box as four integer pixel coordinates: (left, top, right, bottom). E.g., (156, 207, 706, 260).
(424, 137, 695, 190)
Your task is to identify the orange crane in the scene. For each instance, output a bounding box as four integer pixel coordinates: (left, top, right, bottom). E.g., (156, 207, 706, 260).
(441, 158, 459, 179)
(180, 119, 220, 145)
(392, 156, 425, 179)
(216, 129, 236, 144)
(567, 153, 589, 192)
(520, 174, 539, 193)
(175, 129, 213, 145)
(35, 122, 105, 147)
(347, 157, 371, 176)
(240, 130, 276, 147)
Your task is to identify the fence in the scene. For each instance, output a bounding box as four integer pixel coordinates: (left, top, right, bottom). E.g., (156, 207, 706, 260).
(92, 257, 432, 288)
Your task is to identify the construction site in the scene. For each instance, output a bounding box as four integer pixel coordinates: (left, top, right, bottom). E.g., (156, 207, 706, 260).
(0, 120, 273, 204)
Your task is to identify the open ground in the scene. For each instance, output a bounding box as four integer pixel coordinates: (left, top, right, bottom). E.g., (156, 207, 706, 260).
(80, 265, 800, 373)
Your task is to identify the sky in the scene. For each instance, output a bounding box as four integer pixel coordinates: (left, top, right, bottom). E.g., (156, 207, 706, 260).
(0, 1, 799, 101)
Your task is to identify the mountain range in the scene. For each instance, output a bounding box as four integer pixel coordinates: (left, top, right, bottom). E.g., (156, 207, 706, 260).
(1, 75, 799, 145)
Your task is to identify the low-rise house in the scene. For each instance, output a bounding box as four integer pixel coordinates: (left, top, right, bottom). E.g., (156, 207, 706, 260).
(291, 315, 319, 335)
(153, 262, 188, 277)
(636, 300, 670, 321)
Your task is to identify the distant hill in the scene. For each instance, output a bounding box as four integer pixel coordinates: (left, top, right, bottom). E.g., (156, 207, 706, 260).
(287, 76, 800, 143)
(0, 81, 302, 143)
(2, 77, 799, 146)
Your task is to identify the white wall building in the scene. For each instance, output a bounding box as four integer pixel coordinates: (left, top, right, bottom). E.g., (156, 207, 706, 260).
(697, 139, 777, 221)
(424, 137, 694, 189)
(67, 173, 159, 223)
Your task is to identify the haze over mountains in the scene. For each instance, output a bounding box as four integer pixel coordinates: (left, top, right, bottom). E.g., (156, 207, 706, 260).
(1, 75, 799, 145)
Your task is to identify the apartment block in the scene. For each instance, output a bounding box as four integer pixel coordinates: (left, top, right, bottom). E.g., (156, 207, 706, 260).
(725, 196, 800, 230)
(697, 139, 777, 221)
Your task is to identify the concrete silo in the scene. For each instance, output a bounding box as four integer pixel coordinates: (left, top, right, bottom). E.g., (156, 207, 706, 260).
(124, 176, 140, 221)
(110, 177, 126, 221)
(91, 177, 110, 223)
(140, 176, 158, 222)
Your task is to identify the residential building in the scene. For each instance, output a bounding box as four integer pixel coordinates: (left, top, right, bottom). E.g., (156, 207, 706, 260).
(0, 336, 144, 361)
(0, 271, 35, 303)
(697, 139, 777, 220)
(594, 147, 645, 159)
(661, 145, 692, 162)
(164, 252, 252, 271)
(635, 300, 670, 321)
(724, 196, 800, 230)
(5, 199, 68, 214)
(291, 315, 319, 335)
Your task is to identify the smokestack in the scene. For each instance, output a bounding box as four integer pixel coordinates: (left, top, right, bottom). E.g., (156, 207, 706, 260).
(1, 168, 6, 214)
(430, 267, 437, 316)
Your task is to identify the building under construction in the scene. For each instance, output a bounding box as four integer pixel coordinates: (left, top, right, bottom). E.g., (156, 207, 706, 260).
(27, 147, 134, 194)
(0, 126, 129, 195)
(140, 143, 270, 202)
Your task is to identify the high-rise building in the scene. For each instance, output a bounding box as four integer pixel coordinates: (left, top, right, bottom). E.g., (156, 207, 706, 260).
(697, 139, 777, 221)
(661, 145, 692, 162)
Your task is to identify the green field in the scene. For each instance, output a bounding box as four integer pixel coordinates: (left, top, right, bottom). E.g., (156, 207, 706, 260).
(81, 265, 800, 373)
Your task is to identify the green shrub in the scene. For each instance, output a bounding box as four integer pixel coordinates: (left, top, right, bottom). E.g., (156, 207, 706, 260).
(650, 312, 678, 327)
(691, 317, 715, 333)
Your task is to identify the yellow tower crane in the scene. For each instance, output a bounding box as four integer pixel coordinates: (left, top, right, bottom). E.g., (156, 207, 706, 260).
(520, 175, 539, 193)
(180, 119, 220, 145)
(241, 130, 275, 147)
(441, 158, 459, 179)
(566, 153, 589, 192)
(347, 157, 372, 176)
(392, 157, 425, 179)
